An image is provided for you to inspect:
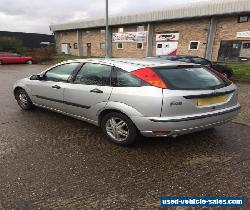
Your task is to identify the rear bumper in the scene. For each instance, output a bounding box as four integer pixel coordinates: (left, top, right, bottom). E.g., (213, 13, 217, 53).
(132, 104, 241, 137)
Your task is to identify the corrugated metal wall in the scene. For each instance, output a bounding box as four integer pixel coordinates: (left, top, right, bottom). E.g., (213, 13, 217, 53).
(50, 0, 250, 31)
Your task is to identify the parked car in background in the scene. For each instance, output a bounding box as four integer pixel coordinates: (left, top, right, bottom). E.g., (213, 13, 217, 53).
(161, 55, 233, 78)
(13, 59, 240, 145)
(0, 53, 35, 64)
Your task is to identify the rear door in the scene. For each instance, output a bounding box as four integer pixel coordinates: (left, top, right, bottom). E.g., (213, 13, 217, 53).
(153, 66, 238, 117)
(63, 63, 113, 121)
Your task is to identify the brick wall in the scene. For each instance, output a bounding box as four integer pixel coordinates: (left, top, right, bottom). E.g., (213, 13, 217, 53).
(59, 31, 78, 55)
(82, 29, 106, 57)
(153, 18, 209, 57)
(111, 25, 147, 58)
(212, 16, 250, 61)
(55, 15, 250, 61)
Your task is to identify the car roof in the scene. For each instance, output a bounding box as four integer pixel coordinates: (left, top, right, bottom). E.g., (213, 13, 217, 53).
(58, 58, 199, 72)
(161, 55, 202, 59)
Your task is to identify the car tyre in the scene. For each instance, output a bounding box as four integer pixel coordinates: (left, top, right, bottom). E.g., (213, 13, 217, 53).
(15, 88, 35, 110)
(101, 112, 138, 146)
(26, 60, 33, 64)
(0, 60, 2, 65)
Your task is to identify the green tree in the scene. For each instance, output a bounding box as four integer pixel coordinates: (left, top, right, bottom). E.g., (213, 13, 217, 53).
(0, 37, 23, 53)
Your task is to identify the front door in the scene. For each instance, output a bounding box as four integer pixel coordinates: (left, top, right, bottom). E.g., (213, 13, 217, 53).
(61, 43, 69, 54)
(218, 40, 242, 61)
(63, 62, 113, 122)
(28, 62, 80, 111)
(87, 43, 91, 57)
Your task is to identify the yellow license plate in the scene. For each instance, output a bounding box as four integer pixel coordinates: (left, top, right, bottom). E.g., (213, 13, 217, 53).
(197, 96, 227, 106)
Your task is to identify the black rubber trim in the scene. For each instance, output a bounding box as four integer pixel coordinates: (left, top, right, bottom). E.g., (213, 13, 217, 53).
(150, 106, 241, 123)
(183, 89, 235, 99)
(35, 95, 90, 109)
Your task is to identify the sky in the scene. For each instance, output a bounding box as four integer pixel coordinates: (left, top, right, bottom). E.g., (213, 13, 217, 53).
(0, 0, 208, 34)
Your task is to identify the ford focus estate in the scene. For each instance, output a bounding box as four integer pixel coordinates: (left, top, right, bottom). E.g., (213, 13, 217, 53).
(14, 59, 240, 145)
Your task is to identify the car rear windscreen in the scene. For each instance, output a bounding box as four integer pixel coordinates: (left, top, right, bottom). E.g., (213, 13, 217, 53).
(153, 66, 231, 90)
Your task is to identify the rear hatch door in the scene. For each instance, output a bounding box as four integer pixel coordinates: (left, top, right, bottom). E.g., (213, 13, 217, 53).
(152, 65, 238, 117)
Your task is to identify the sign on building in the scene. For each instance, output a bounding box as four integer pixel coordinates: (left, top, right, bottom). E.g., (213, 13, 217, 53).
(156, 33, 180, 41)
(112, 31, 147, 42)
(156, 33, 180, 56)
(237, 31, 250, 38)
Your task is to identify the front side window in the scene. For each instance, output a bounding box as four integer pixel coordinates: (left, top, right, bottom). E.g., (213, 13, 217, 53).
(45, 63, 79, 82)
(74, 63, 112, 86)
(153, 67, 230, 90)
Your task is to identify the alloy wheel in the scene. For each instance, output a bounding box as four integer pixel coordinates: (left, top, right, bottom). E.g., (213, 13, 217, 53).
(105, 117, 129, 142)
(19, 92, 28, 107)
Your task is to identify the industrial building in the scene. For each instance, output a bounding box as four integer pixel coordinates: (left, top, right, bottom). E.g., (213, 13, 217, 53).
(50, 0, 250, 61)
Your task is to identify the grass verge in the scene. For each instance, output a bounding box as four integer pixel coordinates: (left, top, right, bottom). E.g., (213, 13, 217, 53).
(223, 62, 250, 82)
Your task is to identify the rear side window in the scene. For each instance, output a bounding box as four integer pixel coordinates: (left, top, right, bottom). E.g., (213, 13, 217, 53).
(74, 63, 112, 86)
(115, 68, 148, 87)
(153, 67, 231, 90)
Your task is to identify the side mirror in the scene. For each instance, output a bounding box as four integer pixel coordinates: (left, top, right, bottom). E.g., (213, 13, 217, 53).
(30, 75, 42, 80)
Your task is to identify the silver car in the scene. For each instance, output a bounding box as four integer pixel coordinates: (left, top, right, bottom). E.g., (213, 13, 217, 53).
(14, 58, 240, 145)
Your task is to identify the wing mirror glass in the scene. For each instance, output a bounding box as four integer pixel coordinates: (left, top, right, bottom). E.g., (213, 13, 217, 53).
(30, 75, 42, 80)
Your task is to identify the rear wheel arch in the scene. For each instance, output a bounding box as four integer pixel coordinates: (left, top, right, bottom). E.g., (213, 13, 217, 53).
(99, 109, 128, 126)
(98, 109, 138, 129)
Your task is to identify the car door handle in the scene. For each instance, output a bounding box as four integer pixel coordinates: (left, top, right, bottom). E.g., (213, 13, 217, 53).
(52, 85, 61, 89)
(90, 88, 103, 93)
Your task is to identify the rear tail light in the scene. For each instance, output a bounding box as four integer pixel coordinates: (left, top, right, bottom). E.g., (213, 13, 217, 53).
(131, 67, 167, 89)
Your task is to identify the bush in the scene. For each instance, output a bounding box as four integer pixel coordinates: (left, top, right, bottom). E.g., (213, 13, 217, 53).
(31, 47, 57, 63)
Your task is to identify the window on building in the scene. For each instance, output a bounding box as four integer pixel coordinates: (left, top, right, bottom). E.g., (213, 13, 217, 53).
(136, 42, 143, 49)
(137, 25, 144, 32)
(100, 29, 106, 34)
(86, 30, 92, 36)
(118, 27, 124, 33)
(157, 44, 162, 48)
(100, 43, 106, 49)
(117, 43, 123, 49)
(233, 43, 240, 49)
(73, 43, 78, 49)
(238, 15, 249, 23)
(243, 43, 250, 49)
(189, 41, 199, 50)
